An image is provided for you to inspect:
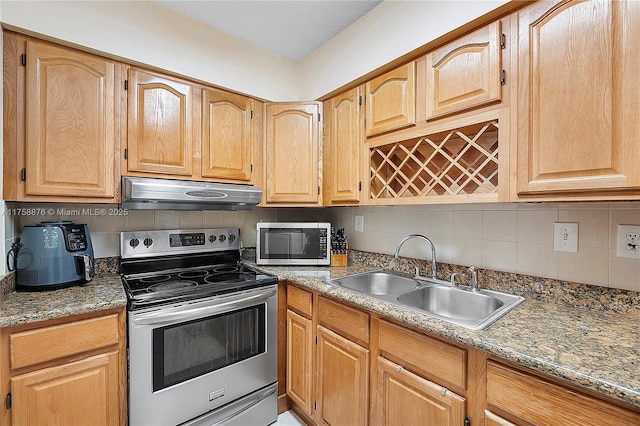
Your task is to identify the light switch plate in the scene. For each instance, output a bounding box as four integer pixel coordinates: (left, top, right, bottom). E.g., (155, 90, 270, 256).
(616, 224, 640, 258)
(354, 215, 364, 232)
(553, 223, 578, 252)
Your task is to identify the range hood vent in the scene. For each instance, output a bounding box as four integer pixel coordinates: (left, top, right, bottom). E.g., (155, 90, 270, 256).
(121, 176, 262, 210)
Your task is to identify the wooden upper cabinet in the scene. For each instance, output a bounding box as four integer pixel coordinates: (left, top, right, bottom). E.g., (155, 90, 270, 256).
(516, 0, 640, 195)
(365, 62, 416, 137)
(326, 87, 362, 204)
(264, 102, 321, 205)
(24, 40, 119, 199)
(426, 21, 503, 119)
(127, 68, 193, 176)
(201, 88, 252, 181)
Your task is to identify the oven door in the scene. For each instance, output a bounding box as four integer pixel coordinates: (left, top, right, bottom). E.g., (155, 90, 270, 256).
(128, 285, 278, 426)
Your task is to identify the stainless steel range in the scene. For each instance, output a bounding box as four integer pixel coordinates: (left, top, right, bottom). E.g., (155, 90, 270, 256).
(120, 228, 278, 426)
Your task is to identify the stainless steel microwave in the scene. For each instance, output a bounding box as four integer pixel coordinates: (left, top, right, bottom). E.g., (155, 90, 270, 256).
(256, 222, 331, 266)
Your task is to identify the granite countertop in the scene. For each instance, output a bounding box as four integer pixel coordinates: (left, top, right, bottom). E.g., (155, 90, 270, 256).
(0, 274, 127, 328)
(255, 263, 640, 409)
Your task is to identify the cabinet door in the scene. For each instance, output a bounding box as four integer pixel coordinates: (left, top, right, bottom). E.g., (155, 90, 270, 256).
(264, 102, 321, 204)
(286, 309, 313, 415)
(316, 325, 369, 426)
(516, 0, 640, 194)
(11, 352, 119, 426)
(427, 21, 502, 119)
(376, 356, 466, 426)
(25, 40, 118, 198)
(487, 360, 640, 425)
(127, 68, 193, 176)
(365, 62, 415, 137)
(201, 88, 252, 182)
(327, 87, 362, 204)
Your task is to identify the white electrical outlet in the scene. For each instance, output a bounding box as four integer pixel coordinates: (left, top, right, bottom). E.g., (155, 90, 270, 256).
(354, 215, 364, 232)
(616, 225, 640, 258)
(553, 223, 578, 252)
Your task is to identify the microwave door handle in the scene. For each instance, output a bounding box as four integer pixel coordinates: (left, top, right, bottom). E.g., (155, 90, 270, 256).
(132, 289, 277, 326)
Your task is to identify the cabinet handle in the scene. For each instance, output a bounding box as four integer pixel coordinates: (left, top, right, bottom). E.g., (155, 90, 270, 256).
(395, 365, 403, 372)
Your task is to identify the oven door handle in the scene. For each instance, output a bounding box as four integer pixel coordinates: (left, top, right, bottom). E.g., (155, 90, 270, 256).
(132, 288, 277, 326)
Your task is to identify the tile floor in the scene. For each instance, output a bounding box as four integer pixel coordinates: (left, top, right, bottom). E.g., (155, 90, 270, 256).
(273, 410, 306, 425)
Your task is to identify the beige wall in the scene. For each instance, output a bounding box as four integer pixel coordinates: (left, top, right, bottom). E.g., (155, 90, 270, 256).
(0, 0, 299, 101)
(335, 202, 640, 292)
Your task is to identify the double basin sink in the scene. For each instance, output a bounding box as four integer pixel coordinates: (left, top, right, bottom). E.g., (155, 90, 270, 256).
(324, 270, 524, 330)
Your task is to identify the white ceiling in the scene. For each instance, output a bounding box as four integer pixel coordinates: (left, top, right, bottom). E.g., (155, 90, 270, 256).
(157, 0, 383, 62)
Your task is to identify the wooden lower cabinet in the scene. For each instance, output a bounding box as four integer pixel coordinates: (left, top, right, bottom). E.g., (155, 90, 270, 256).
(286, 309, 313, 414)
(285, 286, 370, 424)
(0, 309, 126, 425)
(486, 360, 640, 425)
(376, 356, 465, 426)
(11, 352, 119, 426)
(316, 325, 369, 426)
(284, 288, 640, 425)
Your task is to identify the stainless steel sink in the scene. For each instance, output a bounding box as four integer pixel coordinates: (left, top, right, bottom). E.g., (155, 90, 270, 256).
(397, 286, 503, 321)
(324, 270, 524, 330)
(324, 270, 420, 295)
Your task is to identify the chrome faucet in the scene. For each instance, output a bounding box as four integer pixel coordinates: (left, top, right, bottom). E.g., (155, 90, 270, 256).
(393, 234, 437, 280)
(468, 266, 479, 291)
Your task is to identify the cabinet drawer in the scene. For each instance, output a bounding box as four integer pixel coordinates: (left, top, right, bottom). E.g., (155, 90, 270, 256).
(287, 285, 313, 318)
(10, 314, 119, 370)
(378, 320, 466, 390)
(317, 296, 369, 344)
(486, 361, 640, 425)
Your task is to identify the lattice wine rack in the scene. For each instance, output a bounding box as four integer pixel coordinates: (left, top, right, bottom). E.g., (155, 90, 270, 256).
(369, 120, 500, 200)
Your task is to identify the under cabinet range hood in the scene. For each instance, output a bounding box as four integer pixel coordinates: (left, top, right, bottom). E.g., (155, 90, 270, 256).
(121, 176, 262, 210)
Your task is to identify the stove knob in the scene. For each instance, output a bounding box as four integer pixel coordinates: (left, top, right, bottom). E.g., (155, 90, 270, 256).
(228, 234, 236, 243)
(129, 238, 140, 248)
(143, 237, 153, 248)
(219, 234, 227, 243)
(209, 235, 217, 243)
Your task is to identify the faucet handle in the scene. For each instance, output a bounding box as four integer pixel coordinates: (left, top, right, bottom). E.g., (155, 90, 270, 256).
(412, 264, 421, 278)
(450, 272, 465, 286)
(468, 265, 479, 291)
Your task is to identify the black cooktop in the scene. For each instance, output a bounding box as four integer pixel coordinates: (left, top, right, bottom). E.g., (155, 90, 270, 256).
(121, 252, 277, 310)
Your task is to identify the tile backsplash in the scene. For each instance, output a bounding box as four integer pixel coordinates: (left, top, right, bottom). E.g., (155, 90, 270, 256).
(4, 203, 335, 258)
(334, 202, 640, 292)
(5, 201, 640, 293)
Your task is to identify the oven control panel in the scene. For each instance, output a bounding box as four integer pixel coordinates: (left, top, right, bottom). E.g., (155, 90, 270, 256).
(120, 228, 241, 259)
